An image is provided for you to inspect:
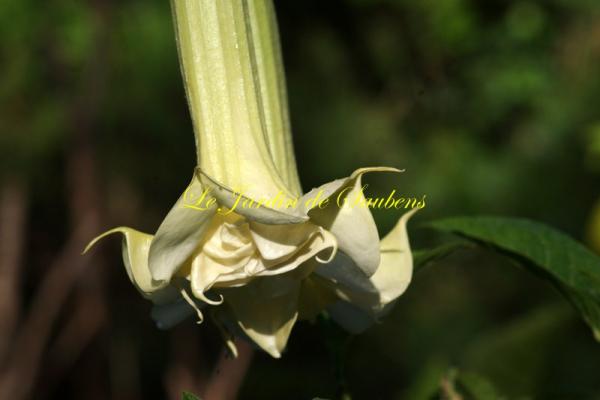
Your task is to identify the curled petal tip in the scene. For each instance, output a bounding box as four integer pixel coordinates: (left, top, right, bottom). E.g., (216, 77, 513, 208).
(81, 227, 126, 255)
(384, 167, 406, 173)
(194, 288, 225, 306)
(316, 234, 338, 264)
(179, 287, 205, 324)
(350, 166, 406, 179)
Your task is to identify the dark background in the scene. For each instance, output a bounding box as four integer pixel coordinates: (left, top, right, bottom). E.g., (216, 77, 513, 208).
(2, 0, 600, 398)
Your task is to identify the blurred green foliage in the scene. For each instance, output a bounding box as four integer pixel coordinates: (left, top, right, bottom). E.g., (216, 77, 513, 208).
(3, 0, 600, 398)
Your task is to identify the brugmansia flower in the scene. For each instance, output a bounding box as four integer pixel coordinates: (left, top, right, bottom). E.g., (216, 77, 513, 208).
(84, 0, 419, 358)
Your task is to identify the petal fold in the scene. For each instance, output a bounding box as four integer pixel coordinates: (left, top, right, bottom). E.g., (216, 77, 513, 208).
(149, 174, 217, 282)
(190, 225, 336, 298)
(307, 167, 403, 277)
(196, 168, 308, 224)
(317, 208, 417, 326)
(249, 221, 322, 261)
(222, 277, 300, 358)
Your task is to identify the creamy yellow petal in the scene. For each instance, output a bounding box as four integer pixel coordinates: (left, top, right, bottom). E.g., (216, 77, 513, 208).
(316, 208, 417, 317)
(196, 168, 307, 224)
(149, 173, 217, 282)
(222, 278, 300, 358)
(315, 251, 380, 307)
(249, 221, 321, 262)
(190, 226, 337, 299)
(307, 167, 403, 277)
(83, 227, 177, 305)
(369, 207, 419, 313)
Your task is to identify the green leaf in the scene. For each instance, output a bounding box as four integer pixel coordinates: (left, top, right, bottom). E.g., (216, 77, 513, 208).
(181, 392, 200, 400)
(413, 240, 471, 273)
(428, 216, 600, 341)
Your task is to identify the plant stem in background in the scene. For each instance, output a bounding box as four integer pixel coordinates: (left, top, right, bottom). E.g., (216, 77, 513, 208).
(202, 340, 254, 400)
(0, 177, 27, 359)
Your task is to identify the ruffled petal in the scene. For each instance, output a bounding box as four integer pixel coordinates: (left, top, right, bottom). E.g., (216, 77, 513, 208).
(249, 221, 321, 261)
(190, 226, 337, 298)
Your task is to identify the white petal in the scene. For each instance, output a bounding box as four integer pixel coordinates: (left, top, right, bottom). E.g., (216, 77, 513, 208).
(315, 251, 380, 306)
(369, 207, 418, 313)
(84, 227, 178, 304)
(222, 278, 301, 358)
(316, 208, 417, 316)
(249, 221, 320, 261)
(307, 167, 403, 277)
(257, 229, 335, 278)
(190, 227, 337, 298)
(149, 174, 217, 282)
(190, 251, 253, 300)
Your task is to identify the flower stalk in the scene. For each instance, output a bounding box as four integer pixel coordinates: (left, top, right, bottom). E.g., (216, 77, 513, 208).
(171, 0, 301, 199)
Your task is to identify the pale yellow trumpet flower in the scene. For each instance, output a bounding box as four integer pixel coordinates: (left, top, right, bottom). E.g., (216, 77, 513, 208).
(85, 0, 418, 358)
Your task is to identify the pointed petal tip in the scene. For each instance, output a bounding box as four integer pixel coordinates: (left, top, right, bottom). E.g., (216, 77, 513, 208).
(254, 337, 283, 358)
(401, 205, 421, 224)
(82, 227, 128, 255)
(350, 166, 406, 179)
(268, 349, 282, 358)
